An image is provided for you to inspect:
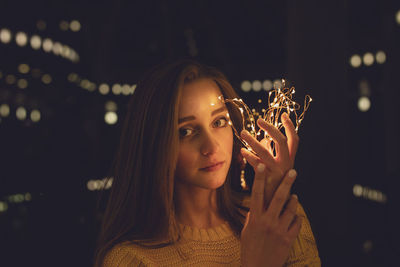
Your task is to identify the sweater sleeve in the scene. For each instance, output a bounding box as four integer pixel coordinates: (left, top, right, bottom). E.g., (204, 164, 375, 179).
(103, 243, 147, 267)
(284, 203, 321, 267)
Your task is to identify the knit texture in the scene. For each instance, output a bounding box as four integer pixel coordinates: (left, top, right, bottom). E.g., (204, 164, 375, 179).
(103, 204, 321, 266)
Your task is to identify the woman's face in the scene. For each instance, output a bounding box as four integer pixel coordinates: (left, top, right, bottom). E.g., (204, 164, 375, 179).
(175, 78, 233, 190)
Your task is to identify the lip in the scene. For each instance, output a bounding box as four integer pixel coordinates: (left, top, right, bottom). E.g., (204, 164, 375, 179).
(200, 161, 225, 172)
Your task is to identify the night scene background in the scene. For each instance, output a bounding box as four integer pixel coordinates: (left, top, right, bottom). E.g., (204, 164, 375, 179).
(1, 0, 400, 266)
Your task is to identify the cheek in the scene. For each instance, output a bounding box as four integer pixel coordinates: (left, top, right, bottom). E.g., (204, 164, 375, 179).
(175, 145, 197, 178)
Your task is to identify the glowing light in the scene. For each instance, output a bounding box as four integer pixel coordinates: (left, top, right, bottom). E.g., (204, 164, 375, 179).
(0, 104, 10, 117)
(105, 101, 117, 112)
(30, 35, 42, 50)
(99, 83, 110, 95)
(358, 96, 371, 112)
(16, 107, 27, 120)
(18, 63, 30, 74)
(30, 109, 41, 122)
(0, 201, 8, 213)
(363, 52, 374, 66)
(112, 84, 122, 95)
(87, 178, 113, 191)
(59, 20, 69, 31)
(105, 111, 118, 125)
(375, 51, 386, 64)
(67, 73, 79, 82)
(42, 38, 53, 52)
(241, 81, 251, 92)
(396, 10, 400, 25)
(273, 79, 282, 89)
(263, 80, 273, 91)
(0, 28, 12, 43)
(222, 79, 311, 152)
(353, 184, 387, 203)
(41, 74, 52, 84)
(70, 20, 81, 32)
(252, 80, 262, 92)
(5, 74, 16, 84)
(17, 79, 28, 89)
(88, 82, 97, 92)
(121, 84, 131, 95)
(131, 84, 137, 94)
(61, 45, 71, 58)
(350, 54, 362, 68)
(52, 42, 62, 55)
(36, 20, 46, 31)
(15, 31, 28, 46)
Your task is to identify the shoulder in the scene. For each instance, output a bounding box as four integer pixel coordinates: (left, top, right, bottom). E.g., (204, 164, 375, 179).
(103, 242, 147, 267)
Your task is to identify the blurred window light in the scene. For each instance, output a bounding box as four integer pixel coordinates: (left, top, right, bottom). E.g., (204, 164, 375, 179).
(67, 72, 79, 82)
(18, 63, 30, 74)
(80, 79, 90, 89)
(263, 80, 273, 91)
(99, 83, 110, 95)
(105, 111, 118, 125)
(15, 31, 28, 46)
(61, 45, 71, 58)
(17, 79, 28, 89)
(42, 38, 53, 52)
(112, 83, 122, 95)
(59, 20, 69, 31)
(0, 201, 8, 213)
(52, 42, 62, 55)
(41, 74, 52, 84)
(0, 104, 10, 117)
(70, 20, 81, 32)
(36, 20, 47, 31)
(30, 109, 41, 122)
(121, 84, 131, 95)
(349, 54, 362, 68)
(241, 80, 251, 92)
(252, 80, 262, 92)
(5, 74, 16, 84)
(30, 35, 42, 50)
(396, 10, 400, 25)
(358, 96, 371, 112)
(273, 79, 282, 89)
(105, 100, 117, 112)
(363, 52, 374, 66)
(0, 28, 12, 43)
(16, 106, 27, 120)
(375, 50, 386, 64)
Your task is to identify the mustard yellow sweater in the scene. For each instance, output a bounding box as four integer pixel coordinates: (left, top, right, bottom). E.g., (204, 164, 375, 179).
(103, 204, 320, 266)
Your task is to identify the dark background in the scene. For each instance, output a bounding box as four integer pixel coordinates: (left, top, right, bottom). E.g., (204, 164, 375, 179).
(1, 0, 399, 266)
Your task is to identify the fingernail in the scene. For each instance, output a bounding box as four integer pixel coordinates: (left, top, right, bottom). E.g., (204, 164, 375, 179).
(282, 113, 288, 122)
(288, 169, 297, 179)
(257, 163, 265, 173)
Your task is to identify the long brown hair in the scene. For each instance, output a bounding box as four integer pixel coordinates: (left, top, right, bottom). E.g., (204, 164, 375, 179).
(94, 60, 248, 266)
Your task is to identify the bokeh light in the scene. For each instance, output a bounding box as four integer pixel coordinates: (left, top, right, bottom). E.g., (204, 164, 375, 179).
(358, 96, 371, 112)
(350, 54, 362, 68)
(363, 52, 374, 66)
(375, 50, 386, 64)
(104, 111, 118, 125)
(16, 107, 27, 120)
(241, 80, 251, 92)
(15, 32, 28, 46)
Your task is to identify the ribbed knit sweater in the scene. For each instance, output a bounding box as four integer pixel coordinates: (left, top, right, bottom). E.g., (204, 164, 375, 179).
(103, 204, 320, 266)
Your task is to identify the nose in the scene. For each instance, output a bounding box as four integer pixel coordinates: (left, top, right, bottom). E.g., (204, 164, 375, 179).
(200, 131, 220, 157)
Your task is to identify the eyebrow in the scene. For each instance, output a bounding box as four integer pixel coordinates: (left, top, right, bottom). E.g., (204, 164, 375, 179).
(178, 106, 227, 124)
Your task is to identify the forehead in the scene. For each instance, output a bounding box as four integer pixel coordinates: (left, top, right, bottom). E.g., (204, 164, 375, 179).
(179, 78, 224, 115)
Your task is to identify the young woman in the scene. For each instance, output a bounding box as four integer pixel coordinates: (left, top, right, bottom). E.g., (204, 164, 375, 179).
(94, 60, 320, 266)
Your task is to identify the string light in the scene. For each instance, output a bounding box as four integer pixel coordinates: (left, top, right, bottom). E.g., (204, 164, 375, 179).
(15, 32, 28, 47)
(363, 52, 374, 66)
(241, 80, 251, 92)
(375, 51, 386, 64)
(0, 28, 12, 43)
(350, 54, 362, 68)
(353, 184, 387, 203)
(221, 79, 312, 154)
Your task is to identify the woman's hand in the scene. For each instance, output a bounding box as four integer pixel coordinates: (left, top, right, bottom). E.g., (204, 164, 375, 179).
(240, 113, 299, 206)
(241, 166, 302, 267)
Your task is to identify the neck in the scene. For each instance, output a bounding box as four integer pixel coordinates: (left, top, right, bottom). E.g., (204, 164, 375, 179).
(174, 182, 225, 229)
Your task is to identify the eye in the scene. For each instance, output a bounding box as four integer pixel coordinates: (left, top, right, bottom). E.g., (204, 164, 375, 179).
(214, 117, 228, 128)
(179, 128, 194, 138)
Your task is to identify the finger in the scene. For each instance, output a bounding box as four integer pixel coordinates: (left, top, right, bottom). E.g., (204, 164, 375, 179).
(281, 113, 299, 164)
(257, 118, 290, 163)
(287, 215, 302, 240)
(266, 169, 297, 219)
(249, 163, 266, 216)
(240, 148, 262, 169)
(279, 194, 298, 230)
(240, 130, 275, 166)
